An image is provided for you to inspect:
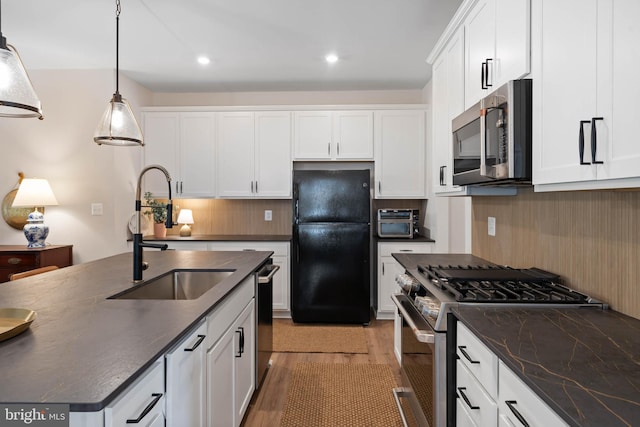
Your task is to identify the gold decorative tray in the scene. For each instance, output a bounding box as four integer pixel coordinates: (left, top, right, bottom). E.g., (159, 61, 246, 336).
(0, 308, 37, 342)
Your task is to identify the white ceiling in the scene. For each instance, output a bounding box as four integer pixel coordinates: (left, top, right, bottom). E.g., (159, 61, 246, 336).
(3, 0, 462, 93)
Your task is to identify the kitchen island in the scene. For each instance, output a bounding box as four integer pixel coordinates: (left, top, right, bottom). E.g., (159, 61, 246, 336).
(0, 250, 271, 414)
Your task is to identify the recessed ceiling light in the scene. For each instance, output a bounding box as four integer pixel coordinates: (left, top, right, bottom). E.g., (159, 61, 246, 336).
(197, 56, 211, 65)
(325, 54, 339, 64)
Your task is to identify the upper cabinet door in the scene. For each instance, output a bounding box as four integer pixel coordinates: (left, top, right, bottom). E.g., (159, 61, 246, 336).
(293, 111, 333, 159)
(217, 112, 256, 198)
(465, 0, 496, 108)
(255, 111, 292, 198)
(180, 112, 216, 198)
(142, 112, 180, 197)
(374, 110, 426, 199)
(293, 111, 373, 160)
(333, 111, 374, 159)
(465, 0, 530, 109)
(532, 0, 599, 185)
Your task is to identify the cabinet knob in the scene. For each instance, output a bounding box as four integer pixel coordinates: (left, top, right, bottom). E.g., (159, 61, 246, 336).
(7, 257, 22, 265)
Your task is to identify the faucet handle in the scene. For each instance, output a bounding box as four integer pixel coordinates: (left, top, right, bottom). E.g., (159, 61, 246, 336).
(142, 261, 149, 271)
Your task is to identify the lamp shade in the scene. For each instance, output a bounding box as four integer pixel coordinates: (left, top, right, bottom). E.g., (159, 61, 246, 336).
(0, 44, 43, 119)
(177, 209, 194, 224)
(94, 94, 143, 146)
(12, 178, 58, 207)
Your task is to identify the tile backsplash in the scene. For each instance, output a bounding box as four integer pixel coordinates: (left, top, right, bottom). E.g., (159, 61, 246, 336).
(472, 188, 639, 319)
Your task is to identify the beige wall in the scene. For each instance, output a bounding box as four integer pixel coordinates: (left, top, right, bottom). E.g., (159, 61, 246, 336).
(0, 69, 151, 263)
(472, 188, 640, 319)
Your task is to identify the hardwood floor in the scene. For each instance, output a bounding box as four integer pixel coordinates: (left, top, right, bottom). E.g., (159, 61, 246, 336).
(241, 318, 400, 427)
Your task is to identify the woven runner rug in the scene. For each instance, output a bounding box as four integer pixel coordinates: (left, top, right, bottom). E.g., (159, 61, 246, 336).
(280, 362, 403, 427)
(273, 320, 368, 353)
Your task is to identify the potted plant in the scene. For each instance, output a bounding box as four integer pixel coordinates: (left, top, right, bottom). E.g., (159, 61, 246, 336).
(143, 192, 168, 238)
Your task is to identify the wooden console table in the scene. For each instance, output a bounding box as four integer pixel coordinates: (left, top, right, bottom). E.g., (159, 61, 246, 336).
(0, 245, 73, 283)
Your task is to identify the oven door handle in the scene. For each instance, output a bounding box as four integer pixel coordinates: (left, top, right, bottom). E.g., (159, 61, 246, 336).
(391, 293, 435, 344)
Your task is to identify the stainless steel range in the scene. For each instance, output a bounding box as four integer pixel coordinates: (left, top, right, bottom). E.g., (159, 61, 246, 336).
(391, 262, 607, 427)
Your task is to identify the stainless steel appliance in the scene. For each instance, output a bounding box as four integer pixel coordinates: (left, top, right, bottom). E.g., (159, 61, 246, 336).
(452, 79, 532, 186)
(291, 169, 371, 324)
(391, 262, 606, 427)
(256, 261, 279, 388)
(377, 209, 420, 238)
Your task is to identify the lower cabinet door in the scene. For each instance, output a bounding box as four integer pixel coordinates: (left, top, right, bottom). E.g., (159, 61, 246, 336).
(234, 301, 256, 423)
(207, 300, 256, 427)
(207, 325, 235, 427)
(456, 398, 479, 427)
(166, 321, 207, 427)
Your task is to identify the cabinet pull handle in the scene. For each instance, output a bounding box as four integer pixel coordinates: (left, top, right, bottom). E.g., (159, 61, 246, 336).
(126, 393, 163, 423)
(184, 334, 206, 352)
(180, 181, 183, 194)
(457, 387, 479, 410)
(481, 61, 487, 89)
(235, 327, 245, 357)
(579, 120, 591, 165)
(439, 166, 445, 186)
(337, 142, 340, 156)
(382, 264, 385, 275)
(458, 345, 480, 364)
(505, 400, 530, 427)
(399, 249, 413, 252)
(251, 181, 254, 193)
(176, 181, 179, 193)
(7, 257, 22, 265)
(328, 142, 331, 156)
(485, 58, 493, 88)
(255, 181, 258, 193)
(590, 117, 604, 164)
(378, 181, 381, 193)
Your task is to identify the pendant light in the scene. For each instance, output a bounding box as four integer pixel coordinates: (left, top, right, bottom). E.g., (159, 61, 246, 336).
(94, 0, 143, 146)
(0, 0, 43, 119)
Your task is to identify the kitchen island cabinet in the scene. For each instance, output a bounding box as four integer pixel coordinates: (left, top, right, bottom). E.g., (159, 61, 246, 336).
(0, 250, 272, 426)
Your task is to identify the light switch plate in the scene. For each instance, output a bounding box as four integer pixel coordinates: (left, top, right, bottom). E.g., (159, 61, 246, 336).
(264, 210, 272, 221)
(91, 203, 103, 216)
(488, 216, 496, 236)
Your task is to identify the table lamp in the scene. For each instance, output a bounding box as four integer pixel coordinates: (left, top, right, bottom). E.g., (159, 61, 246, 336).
(11, 178, 59, 248)
(177, 209, 194, 237)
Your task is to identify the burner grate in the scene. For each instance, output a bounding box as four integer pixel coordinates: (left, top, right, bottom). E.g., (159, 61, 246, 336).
(418, 264, 591, 304)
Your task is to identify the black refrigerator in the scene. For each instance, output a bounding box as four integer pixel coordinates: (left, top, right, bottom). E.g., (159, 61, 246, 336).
(291, 169, 371, 324)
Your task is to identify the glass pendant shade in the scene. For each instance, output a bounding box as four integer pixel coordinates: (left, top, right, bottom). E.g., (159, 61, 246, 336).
(0, 44, 43, 119)
(94, 93, 143, 146)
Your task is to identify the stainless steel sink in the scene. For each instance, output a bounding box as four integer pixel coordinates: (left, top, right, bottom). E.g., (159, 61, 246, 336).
(109, 269, 235, 300)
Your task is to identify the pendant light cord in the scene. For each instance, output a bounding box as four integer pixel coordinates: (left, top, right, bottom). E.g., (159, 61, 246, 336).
(115, 0, 121, 95)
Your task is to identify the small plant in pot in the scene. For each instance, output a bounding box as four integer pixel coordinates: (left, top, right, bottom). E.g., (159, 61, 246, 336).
(143, 192, 167, 237)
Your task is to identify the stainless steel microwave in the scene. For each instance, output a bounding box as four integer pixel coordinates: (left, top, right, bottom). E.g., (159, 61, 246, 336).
(452, 79, 532, 186)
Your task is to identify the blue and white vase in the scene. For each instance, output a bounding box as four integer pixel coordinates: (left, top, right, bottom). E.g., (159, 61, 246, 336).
(23, 210, 49, 248)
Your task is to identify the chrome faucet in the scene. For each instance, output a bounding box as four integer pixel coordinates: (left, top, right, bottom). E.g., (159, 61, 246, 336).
(133, 165, 174, 282)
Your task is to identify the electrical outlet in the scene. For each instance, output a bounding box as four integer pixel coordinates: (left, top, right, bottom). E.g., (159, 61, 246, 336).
(488, 216, 496, 236)
(264, 210, 272, 221)
(91, 203, 103, 216)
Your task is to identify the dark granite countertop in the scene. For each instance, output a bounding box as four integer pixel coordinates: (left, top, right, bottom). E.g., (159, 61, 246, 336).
(142, 234, 291, 242)
(454, 306, 640, 427)
(0, 250, 272, 411)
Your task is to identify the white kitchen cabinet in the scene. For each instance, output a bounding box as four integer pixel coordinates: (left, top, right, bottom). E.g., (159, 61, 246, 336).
(293, 110, 373, 160)
(532, 0, 640, 191)
(498, 360, 568, 427)
(143, 111, 216, 198)
(104, 357, 165, 427)
(464, 0, 530, 108)
(432, 27, 467, 195)
(207, 241, 290, 316)
(456, 321, 568, 427)
(165, 320, 207, 427)
(207, 298, 255, 427)
(374, 110, 427, 199)
(377, 242, 434, 319)
(217, 111, 291, 198)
